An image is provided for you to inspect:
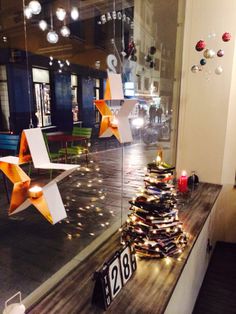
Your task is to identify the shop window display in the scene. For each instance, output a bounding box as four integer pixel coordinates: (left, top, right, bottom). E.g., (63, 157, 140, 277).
(0, 0, 185, 310)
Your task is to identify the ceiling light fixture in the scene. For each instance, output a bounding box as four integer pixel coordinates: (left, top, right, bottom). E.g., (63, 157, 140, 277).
(28, 0, 42, 15)
(47, 30, 58, 44)
(60, 25, 70, 37)
(47, 10, 58, 44)
(24, 6, 33, 19)
(56, 7, 66, 21)
(71, 7, 79, 20)
(39, 20, 47, 31)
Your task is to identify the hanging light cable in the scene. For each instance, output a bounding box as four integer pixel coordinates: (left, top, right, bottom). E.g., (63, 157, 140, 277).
(22, 0, 34, 128)
(47, 8, 59, 44)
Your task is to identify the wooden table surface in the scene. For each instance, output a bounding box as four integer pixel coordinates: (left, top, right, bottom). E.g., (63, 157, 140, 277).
(28, 183, 222, 314)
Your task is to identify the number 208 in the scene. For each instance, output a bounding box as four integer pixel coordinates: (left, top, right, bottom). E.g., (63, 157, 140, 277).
(108, 246, 136, 301)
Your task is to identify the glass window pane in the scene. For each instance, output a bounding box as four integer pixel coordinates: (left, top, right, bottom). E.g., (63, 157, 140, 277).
(32, 68, 50, 83)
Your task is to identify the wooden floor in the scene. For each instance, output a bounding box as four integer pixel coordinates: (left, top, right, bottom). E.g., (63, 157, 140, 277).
(27, 183, 221, 314)
(193, 241, 236, 314)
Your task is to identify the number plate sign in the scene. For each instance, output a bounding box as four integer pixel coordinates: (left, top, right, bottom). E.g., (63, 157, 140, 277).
(92, 244, 137, 310)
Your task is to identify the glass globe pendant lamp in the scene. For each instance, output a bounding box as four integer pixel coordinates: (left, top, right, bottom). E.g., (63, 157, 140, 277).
(71, 7, 79, 20)
(47, 30, 58, 44)
(39, 20, 47, 31)
(24, 6, 33, 19)
(28, 0, 42, 15)
(47, 11, 58, 44)
(56, 7, 66, 21)
(60, 26, 70, 37)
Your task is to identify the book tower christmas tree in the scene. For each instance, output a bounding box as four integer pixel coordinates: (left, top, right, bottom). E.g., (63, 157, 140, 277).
(122, 157, 188, 258)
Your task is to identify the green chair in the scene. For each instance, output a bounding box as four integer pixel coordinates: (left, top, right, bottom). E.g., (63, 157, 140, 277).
(58, 127, 92, 164)
(43, 133, 62, 178)
(43, 133, 62, 162)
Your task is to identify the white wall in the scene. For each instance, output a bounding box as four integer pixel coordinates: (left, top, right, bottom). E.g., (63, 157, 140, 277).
(176, 0, 236, 184)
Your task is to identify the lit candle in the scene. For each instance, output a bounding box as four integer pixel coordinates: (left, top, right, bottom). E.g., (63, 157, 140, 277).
(178, 170, 188, 192)
(28, 185, 43, 198)
(156, 155, 161, 166)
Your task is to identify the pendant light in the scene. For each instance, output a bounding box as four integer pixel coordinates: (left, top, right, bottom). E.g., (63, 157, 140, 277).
(24, 6, 32, 19)
(28, 0, 41, 15)
(56, 7, 66, 21)
(39, 20, 47, 31)
(47, 10, 58, 44)
(60, 25, 70, 37)
(71, 7, 79, 20)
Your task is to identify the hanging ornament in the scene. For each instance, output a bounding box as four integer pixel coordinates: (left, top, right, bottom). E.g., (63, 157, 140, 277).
(71, 7, 79, 20)
(195, 40, 206, 51)
(222, 32, 231, 42)
(191, 65, 200, 73)
(28, 1, 42, 15)
(56, 7, 66, 21)
(215, 65, 223, 75)
(47, 30, 59, 44)
(60, 26, 70, 37)
(217, 49, 224, 57)
(200, 58, 206, 66)
(203, 49, 215, 59)
(39, 20, 47, 31)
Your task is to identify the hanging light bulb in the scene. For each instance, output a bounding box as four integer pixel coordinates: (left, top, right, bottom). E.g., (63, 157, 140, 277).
(60, 26, 70, 37)
(39, 20, 47, 31)
(47, 9, 58, 44)
(71, 7, 79, 20)
(47, 30, 59, 44)
(56, 7, 66, 21)
(28, 1, 42, 15)
(24, 6, 33, 19)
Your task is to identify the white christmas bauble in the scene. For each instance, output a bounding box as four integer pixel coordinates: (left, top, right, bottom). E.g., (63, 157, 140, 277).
(204, 48, 215, 59)
(191, 65, 199, 73)
(215, 66, 223, 75)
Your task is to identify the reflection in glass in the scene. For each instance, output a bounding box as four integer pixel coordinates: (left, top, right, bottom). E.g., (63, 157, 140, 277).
(34, 83, 51, 127)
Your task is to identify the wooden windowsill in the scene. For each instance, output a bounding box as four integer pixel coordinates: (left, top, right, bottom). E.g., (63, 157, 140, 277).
(27, 183, 222, 314)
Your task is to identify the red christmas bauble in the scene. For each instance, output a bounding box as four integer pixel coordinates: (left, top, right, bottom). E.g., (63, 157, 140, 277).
(195, 40, 206, 51)
(222, 32, 231, 42)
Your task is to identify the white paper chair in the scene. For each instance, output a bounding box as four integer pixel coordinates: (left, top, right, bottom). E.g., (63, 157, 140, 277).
(23, 128, 78, 172)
